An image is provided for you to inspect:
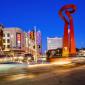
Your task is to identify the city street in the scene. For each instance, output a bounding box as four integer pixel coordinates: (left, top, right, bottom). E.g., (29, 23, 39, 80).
(0, 63, 85, 85)
(0, 0, 84, 85)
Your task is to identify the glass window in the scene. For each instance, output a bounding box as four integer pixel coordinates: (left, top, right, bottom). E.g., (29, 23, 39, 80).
(3, 39, 5, 43)
(3, 45, 5, 49)
(7, 45, 10, 48)
(7, 39, 10, 43)
(7, 33, 10, 37)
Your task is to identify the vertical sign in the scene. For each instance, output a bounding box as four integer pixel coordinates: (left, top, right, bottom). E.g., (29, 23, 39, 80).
(30, 31, 35, 40)
(16, 33, 21, 48)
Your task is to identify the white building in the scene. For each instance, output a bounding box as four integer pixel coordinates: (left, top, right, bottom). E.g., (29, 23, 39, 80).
(78, 49, 85, 56)
(47, 37, 63, 50)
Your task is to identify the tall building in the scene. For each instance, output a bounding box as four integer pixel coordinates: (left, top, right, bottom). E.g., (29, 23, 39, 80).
(27, 29, 42, 57)
(24, 31, 35, 54)
(47, 37, 63, 50)
(36, 31, 42, 54)
(3, 27, 25, 55)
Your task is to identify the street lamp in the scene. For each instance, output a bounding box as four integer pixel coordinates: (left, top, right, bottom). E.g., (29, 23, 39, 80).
(34, 26, 37, 63)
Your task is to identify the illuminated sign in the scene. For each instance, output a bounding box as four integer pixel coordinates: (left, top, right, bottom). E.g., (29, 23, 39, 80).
(30, 31, 35, 40)
(16, 33, 21, 48)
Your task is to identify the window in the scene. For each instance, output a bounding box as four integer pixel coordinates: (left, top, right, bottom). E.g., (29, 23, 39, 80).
(3, 45, 5, 49)
(7, 45, 10, 48)
(7, 33, 10, 37)
(3, 33, 5, 37)
(3, 39, 5, 43)
(7, 39, 10, 43)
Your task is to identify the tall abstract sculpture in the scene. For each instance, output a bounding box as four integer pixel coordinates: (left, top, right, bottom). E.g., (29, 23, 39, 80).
(59, 4, 76, 57)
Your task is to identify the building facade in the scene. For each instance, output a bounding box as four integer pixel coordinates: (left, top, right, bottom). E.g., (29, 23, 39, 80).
(3, 28, 25, 55)
(47, 37, 63, 50)
(27, 29, 42, 57)
(24, 32, 35, 54)
(2, 27, 42, 58)
(36, 31, 42, 54)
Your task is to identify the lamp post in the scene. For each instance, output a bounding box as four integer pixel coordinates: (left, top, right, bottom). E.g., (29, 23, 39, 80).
(34, 26, 37, 63)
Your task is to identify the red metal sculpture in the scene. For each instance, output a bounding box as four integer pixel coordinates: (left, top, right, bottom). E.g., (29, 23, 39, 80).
(59, 4, 76, 57)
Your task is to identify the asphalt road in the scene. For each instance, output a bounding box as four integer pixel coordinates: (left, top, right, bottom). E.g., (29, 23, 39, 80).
(0, 63, 85, 85)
